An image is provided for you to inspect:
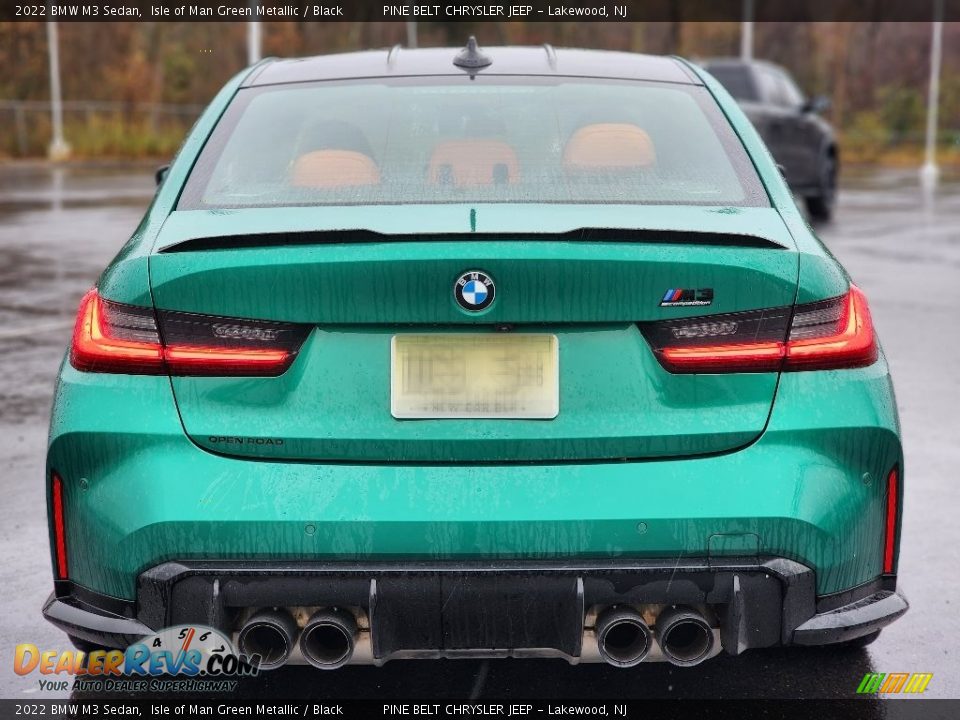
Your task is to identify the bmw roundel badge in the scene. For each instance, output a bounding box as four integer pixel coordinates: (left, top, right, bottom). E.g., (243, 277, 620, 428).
(454, 270, 496, 312)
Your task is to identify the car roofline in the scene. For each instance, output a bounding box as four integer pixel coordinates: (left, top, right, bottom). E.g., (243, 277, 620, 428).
(241, 46, 703, 88)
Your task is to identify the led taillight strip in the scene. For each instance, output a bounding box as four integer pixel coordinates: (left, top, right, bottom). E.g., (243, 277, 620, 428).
(70, 290, 300, 376)
(661, 341, 785, 373)
(164, 346, 291, 374)
(654, 286, 877, 373)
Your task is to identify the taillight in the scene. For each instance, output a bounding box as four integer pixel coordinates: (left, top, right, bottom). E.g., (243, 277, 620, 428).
(157, 309, 309, 376)
(641, 305, 791, 373)
(51, 472, 68, 580)
(640, 285, 877, 373)
(71, 290, 166, 374)
(883, 466, 900, 574)
(70, 289, 309, 376)
(783, 285, 877, 371)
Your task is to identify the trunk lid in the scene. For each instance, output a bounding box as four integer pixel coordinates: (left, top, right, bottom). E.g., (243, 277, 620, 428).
(150, 205, 798, 462)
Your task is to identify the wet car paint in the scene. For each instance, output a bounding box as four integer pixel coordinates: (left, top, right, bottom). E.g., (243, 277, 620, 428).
(0, 164, 958, 701)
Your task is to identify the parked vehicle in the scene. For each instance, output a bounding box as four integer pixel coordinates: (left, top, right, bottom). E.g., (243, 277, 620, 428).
(44, 41, 904, 670)
(702, 58, 838, 220)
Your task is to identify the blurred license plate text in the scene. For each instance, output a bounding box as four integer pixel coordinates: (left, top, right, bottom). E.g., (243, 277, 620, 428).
(391, 334, 559, 419)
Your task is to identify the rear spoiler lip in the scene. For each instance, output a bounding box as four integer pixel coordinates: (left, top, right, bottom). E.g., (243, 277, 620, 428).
(158, 228, 789, 253)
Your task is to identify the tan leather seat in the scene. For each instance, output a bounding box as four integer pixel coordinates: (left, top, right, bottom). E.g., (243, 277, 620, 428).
(291, 150, 381, 188)
(563, 123, 656, 173)
(427, 140, 520, 188)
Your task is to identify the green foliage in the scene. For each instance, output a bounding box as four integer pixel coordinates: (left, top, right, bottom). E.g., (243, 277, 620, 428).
(843, 111, 889, 163)
(0, 109, 191, 160)
(163, 44, 199, 105)
(69, 115, 188, 158)
(877, 85, 926, 144)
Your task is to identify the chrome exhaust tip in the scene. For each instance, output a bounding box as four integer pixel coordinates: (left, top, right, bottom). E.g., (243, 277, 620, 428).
(655, 605, 715, 667)
(237, 608, 299, 671)
(595, 607, 653, 667)
(300, 608, 357, 670)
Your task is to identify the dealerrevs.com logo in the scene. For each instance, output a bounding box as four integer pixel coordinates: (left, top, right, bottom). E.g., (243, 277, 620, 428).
(15, 625, 259, 693)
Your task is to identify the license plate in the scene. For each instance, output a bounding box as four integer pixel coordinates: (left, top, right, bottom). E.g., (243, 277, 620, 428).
(391, 334, 559, 419)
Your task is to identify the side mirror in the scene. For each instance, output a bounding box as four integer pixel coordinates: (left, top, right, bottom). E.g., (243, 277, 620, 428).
(802, 96, 830, 114)
(155, 164, 170, 186)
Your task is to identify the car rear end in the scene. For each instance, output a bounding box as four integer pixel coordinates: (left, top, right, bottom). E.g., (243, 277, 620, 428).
(43, 49, 906, 669)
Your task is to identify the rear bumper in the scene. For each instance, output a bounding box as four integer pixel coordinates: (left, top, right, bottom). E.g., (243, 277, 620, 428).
(45, 354, 906, 662)
(47, 362, 903, 603)
(42, 587, 152, 650)
(793, 586, 909, 645)
(43, 559, 906, 661)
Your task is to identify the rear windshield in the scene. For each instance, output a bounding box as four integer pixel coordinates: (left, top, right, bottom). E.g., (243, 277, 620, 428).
(179, 77, 768, 210)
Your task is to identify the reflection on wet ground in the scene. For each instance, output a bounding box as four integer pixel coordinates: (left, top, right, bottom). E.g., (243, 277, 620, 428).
(1, 163, 958, 705)
(69, 645, 881, 700)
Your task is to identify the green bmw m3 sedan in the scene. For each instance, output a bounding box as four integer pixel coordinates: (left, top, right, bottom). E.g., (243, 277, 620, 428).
(43, 41, 907, 670)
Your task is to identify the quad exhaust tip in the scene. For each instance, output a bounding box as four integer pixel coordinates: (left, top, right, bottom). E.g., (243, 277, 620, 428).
(237, 608, 299, 671)
(655, 605, 715, 667)
(300, 608, 357, 670)
(595, 607, 653, 667)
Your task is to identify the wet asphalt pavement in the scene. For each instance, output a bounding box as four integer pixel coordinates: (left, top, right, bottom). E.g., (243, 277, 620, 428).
(0, 164, 958, 704)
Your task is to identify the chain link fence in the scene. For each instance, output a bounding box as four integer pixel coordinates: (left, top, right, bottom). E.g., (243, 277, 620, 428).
(0, 100, 204, 159)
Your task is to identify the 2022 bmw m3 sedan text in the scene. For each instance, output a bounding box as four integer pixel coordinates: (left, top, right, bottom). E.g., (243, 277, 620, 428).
(43, 42, 907, 670)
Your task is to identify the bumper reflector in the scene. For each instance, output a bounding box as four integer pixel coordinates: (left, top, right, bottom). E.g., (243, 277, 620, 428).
(51, 472, 68, 580)
(884, 466, 899, 574)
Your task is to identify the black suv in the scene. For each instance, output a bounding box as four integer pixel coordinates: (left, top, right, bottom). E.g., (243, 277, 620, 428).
(702, 59, 837, 221)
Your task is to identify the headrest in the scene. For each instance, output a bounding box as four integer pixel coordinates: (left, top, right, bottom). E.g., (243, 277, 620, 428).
(563, 123, 656, 172)
(428, 140, 520, 187)
(291, 150, 381, 188)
